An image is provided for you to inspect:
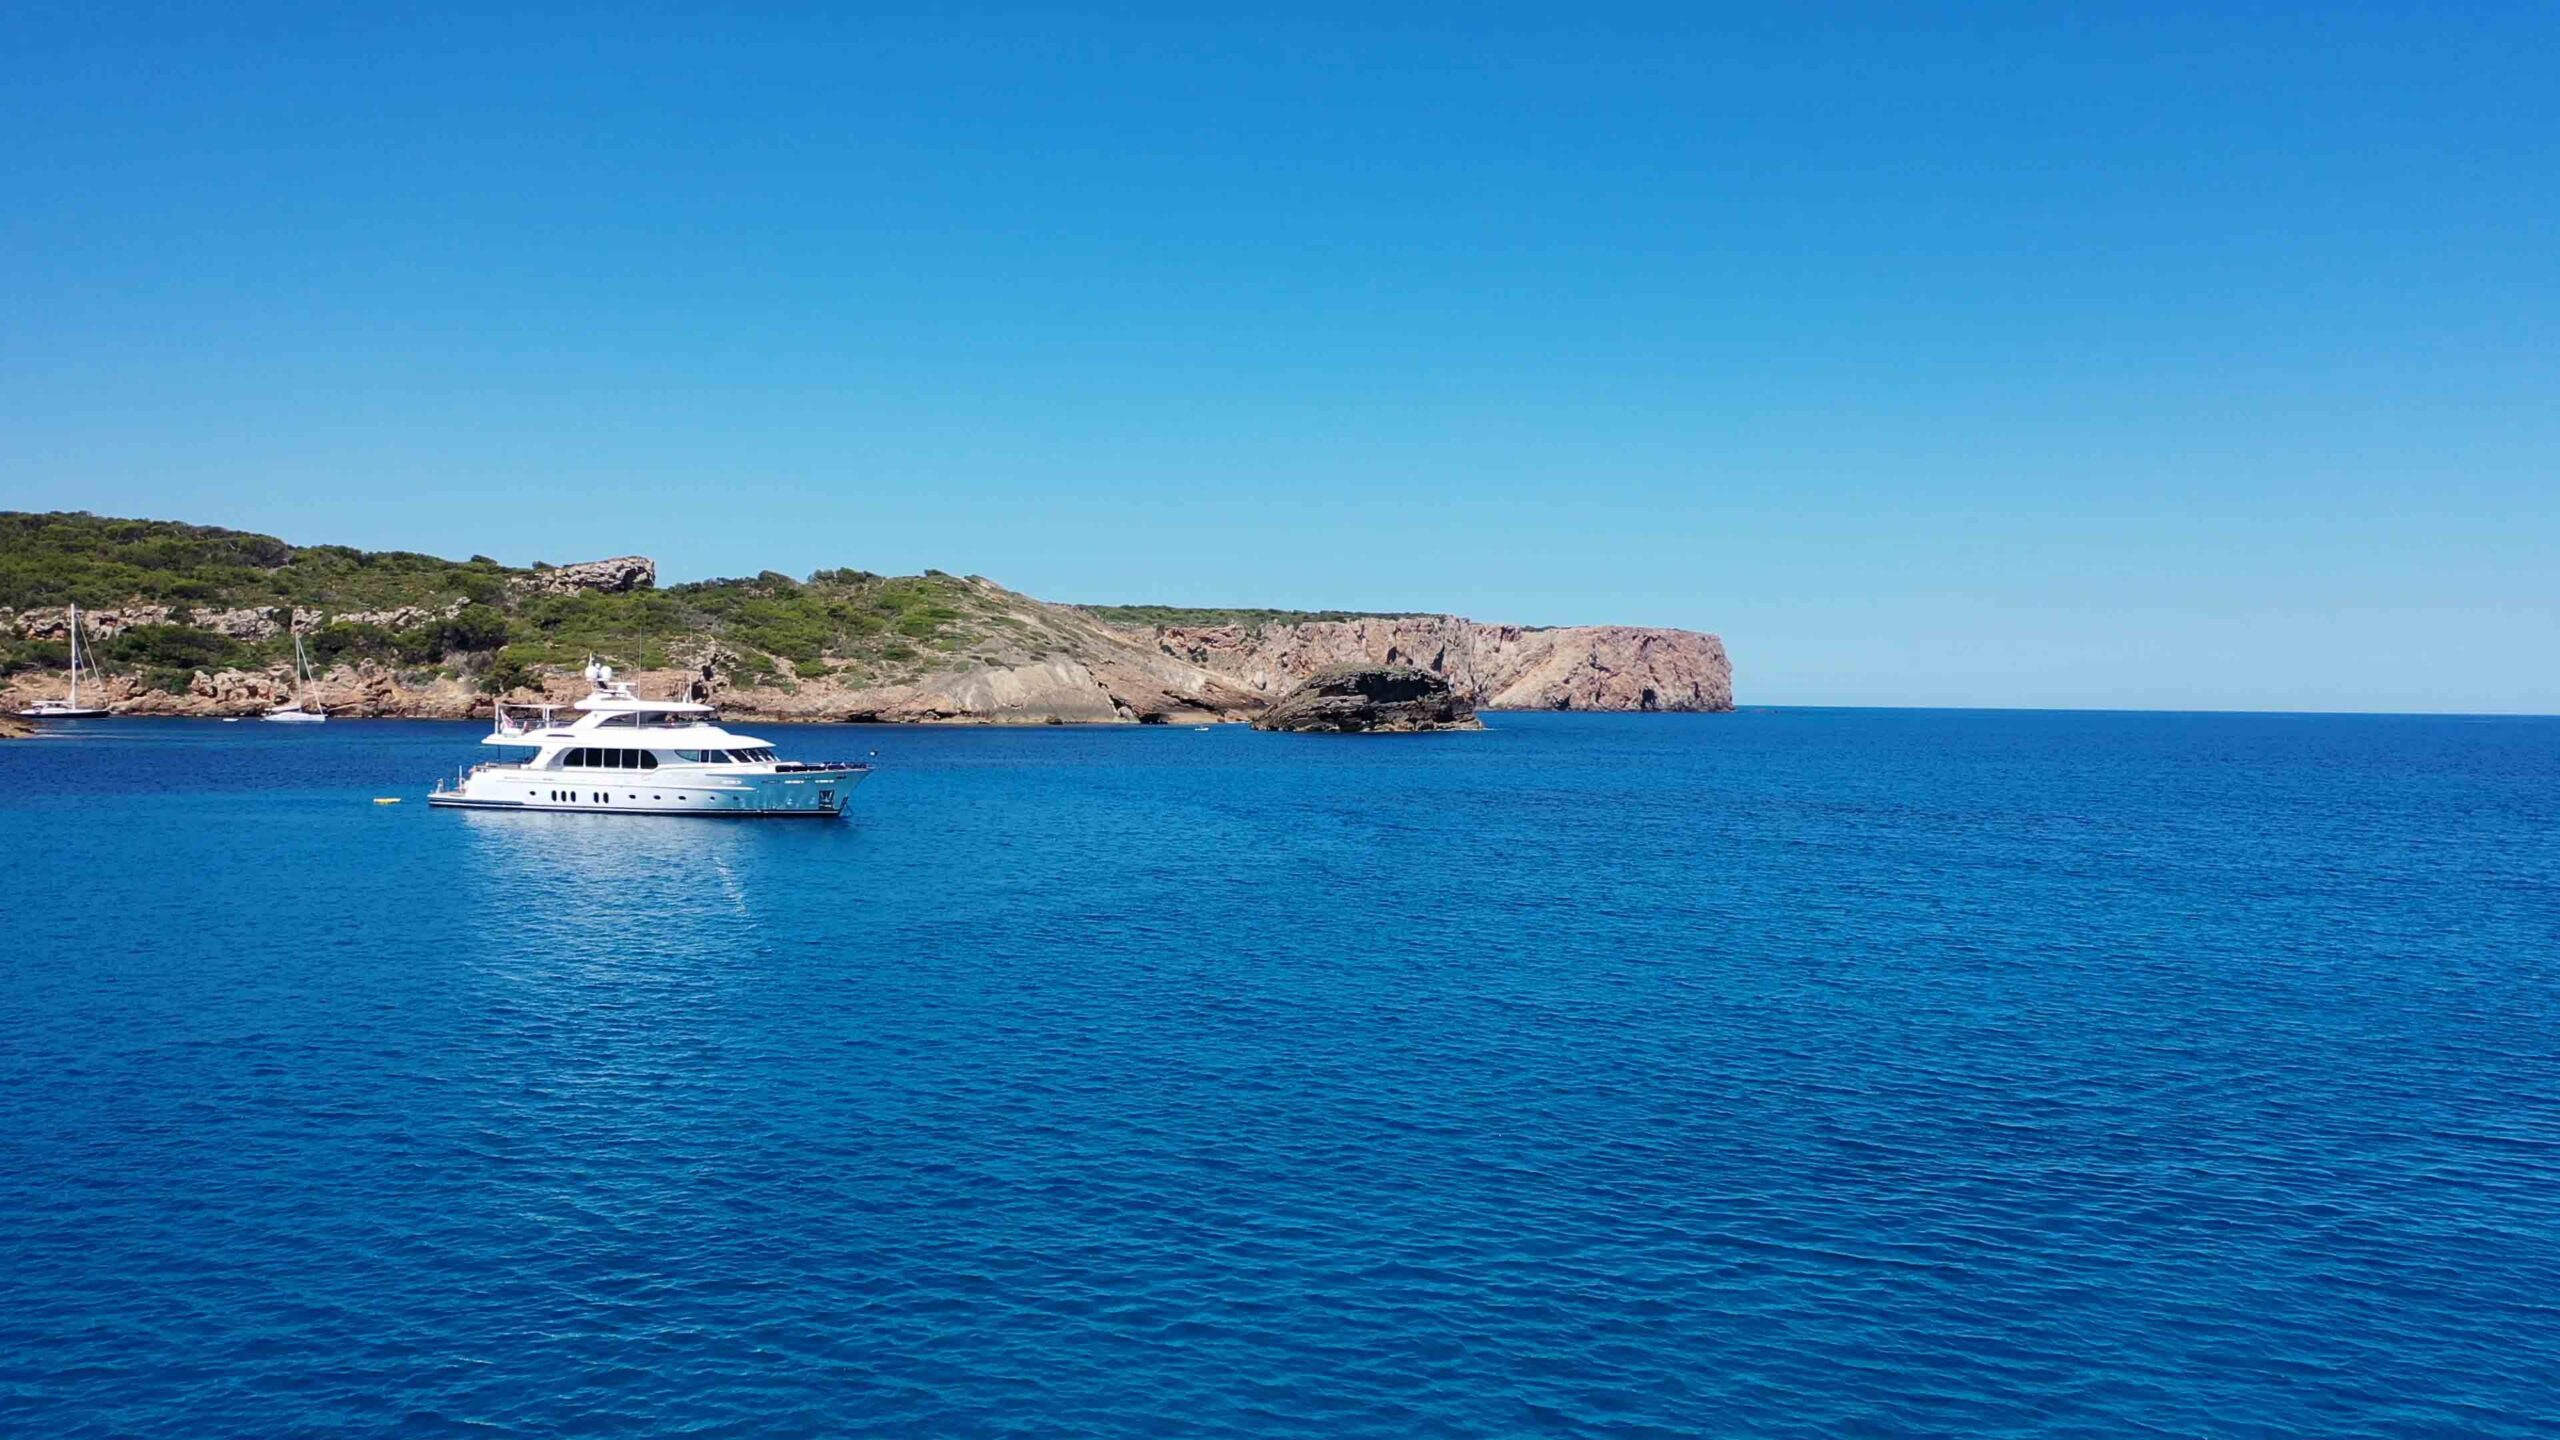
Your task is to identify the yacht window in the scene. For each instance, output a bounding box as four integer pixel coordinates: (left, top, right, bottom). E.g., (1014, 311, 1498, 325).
(610, 749, 629, 769)
(640, 752, 659, 770)
(564, 748, 586, 767)
(600, 714, 634, 727)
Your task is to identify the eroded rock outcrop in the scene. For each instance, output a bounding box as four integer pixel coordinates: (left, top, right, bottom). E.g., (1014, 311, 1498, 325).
(1253, 665, 1484, 734)
(509, 556, 655, 596)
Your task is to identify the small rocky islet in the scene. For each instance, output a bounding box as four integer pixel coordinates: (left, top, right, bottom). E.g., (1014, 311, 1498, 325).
(1, 511, 1734, 726)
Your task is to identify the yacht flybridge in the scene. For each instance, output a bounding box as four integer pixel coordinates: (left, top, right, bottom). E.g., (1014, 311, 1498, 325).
(428, 661, 868, 818)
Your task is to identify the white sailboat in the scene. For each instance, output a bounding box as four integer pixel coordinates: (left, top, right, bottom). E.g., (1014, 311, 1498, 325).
(17, 603, 112, 719)
(262, 624, 327, 723)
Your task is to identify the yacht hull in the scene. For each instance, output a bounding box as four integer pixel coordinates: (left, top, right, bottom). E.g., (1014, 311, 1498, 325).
(426, 796, 849, 818)
(16, 707, 111, 719)
(429, 767, 865, 818)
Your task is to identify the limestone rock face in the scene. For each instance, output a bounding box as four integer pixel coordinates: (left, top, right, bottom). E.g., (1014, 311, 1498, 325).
(4, 604, 349, 643)
(1252, 664, 1484, 734)
(1154, 617, 1732, 713)
(510, 556, 656, 596)
(334, 600, 470, 631)
(6, 661, 485, 719)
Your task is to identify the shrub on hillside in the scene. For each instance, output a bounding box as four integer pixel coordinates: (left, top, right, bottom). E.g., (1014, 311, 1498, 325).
(310, 622, 398, 666)
(101, 624, 241, 672)
(481, 649, 537, 695)
(434, 605, 512, 654)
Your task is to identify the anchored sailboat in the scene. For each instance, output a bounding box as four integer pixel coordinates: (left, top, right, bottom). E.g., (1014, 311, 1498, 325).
(17, 603, 112, 719)
(262, 623, 327, 723)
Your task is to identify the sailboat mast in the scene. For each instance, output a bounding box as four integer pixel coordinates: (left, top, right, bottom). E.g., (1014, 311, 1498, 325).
(67, 604, 80, 710)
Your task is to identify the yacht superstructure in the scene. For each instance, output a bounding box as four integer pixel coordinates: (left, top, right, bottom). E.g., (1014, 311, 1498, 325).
(427, 661, 867, 818)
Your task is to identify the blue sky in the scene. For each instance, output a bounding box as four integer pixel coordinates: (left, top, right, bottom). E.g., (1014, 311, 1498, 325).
(5, 4, 2554, 711)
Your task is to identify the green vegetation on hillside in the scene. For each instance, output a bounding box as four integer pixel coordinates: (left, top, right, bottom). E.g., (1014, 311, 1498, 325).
(0, 512, 1002, 692)
(0, 512, 512, 611)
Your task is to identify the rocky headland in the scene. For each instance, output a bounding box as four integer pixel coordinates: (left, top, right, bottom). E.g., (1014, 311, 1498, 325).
(1, 512, 1735, 725)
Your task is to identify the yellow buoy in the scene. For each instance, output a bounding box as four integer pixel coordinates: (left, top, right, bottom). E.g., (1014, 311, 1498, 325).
(372, 797, 402, 805)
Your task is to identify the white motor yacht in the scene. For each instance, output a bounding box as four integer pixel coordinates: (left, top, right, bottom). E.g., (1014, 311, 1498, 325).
(18, 603, 112, 719)
(428, 661, 868, 818)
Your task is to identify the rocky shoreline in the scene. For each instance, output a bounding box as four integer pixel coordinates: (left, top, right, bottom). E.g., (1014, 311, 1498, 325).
(2, 617, 1735, 726)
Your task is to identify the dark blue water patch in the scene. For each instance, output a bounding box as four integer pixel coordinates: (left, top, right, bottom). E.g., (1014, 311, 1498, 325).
(1, 710, 2555, 1438)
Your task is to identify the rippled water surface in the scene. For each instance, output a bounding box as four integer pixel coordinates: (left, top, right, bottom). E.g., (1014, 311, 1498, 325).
(3, 710, 2556, 1437)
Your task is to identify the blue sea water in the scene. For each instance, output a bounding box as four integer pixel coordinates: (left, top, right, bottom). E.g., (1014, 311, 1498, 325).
(2, 709, 2556, 1438)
